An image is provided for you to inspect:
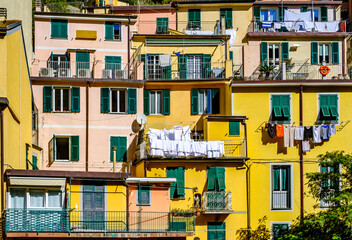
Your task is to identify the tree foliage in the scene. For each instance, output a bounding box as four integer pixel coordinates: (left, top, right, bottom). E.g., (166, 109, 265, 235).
(237, 216, 271, 240)
(280, 151, 352, 240)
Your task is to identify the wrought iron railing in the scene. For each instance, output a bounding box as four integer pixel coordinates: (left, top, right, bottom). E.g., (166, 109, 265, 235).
(202, 191, 232, 212)
(4, 209, 195, 234)
(272, 191, 291, 209)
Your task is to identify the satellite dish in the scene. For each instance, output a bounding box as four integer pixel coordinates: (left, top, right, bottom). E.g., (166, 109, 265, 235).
(136, 114, 147, 125)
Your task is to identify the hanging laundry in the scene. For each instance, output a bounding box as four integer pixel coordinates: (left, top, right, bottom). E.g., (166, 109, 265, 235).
(304, 126, 313, 139)
(276, 124, 284, 137)
(302, 140, 310, 152)
(312, 125, 322, 143)
(268, 123, 277, 138)
(326, 21, 339, 32)
(321, 125, 330, 140)
(159, 54, 171, 67)
(284, 125, 290, 147)
(289, 126, 295, 147)
(330, 124, 336, 135)
(294, 126, 304, 140)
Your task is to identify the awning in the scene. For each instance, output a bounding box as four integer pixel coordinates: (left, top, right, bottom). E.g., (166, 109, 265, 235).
(9, 177, 66, 186)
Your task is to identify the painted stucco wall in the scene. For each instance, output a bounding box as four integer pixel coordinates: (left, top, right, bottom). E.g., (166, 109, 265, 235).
(128, 185, 170, 212)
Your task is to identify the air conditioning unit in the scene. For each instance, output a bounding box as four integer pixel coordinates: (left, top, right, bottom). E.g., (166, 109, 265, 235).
(113, 70, 126, 79)
(39, 68, 54, 77)
(102, 69, 112, 79)
(58, 68, 72, 78)
(77, 69, 90, 78)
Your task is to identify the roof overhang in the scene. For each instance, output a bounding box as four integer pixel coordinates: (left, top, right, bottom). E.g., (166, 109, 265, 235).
(126, 177, 176, 183)
(253, 1, 342, 6)
(34, 12, 137, 23)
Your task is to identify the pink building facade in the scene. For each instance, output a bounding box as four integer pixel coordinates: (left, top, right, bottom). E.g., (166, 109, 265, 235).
(32, 12, 144, 172)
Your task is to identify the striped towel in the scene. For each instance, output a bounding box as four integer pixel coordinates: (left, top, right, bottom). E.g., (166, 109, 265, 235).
(262, 21, 272, 28)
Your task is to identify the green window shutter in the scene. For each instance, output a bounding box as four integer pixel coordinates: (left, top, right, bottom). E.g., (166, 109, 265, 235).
(71, 87, 80, 112)
(162, 65, 171, 79)
(332, 42, 339, 65)
(105, 56, 122, 70)
(208, 224, 217, 239)
(320, 95, 331, 117)
(60, 20, 68, 39)
(203, 54, 211, 78)
(176, 167, 185, 197)
(301, 7, 308, 12)
(191, 89, 199, 115)
(253, 7, 261, 21)
(110, 136, 118, 162)
(105, 22, 114, 40)
(141, 54, 146, 79)
(188, 9, 200, 29)
(53, 135, 56, 161)
(328, 95, 338, 117)
(43, 86, 53, 112)
(311, 42, 318, 64)
(163, 89, 170, 115)
(70, 136, 79, 161)
(229, 51, 233, 61)
(128, 88, 137, 114)
(229, 122, 240, 136)
(143, 89, 150, 115)
(321, 7, 328, 22)
(32, 155, 39, 170)
(51, 20, 59, 38)
(216, 167, 226, 191)
(178, 55, 187, 79)
(279, 7, 288, 22)
(211, 88, 220, 114)
(220, 9, 232, 29)
(281, 42, 289, 60)
(138, 186, 150, 204)
(281, 95, 291, 119)
(167, 168, 176, 198)
(101, 88, 110, 113)
(117, 136, 127, 162)
(260, 42, 268, 62)
(272, 95, 282, 117)
(207, 167, 216, 191)
(156, 18, 168, 34)
(170, 222, 186, 232)
(281, 167, 288, 191)
(273, 168, 280, 191)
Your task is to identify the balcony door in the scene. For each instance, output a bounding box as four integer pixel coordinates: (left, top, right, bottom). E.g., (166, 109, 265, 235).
(76, 52, 90, 75)
(207, 167, 226, 210)
(83, 185, 105, 231)
(187, 55, 202, 79)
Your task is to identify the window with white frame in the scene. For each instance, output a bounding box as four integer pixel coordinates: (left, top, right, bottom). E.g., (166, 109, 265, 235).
(111, 89, 127, 113)
(49, 135, 79, 162)
(9, 188, 62, 209)
(150, 90, 162, 115)
(268, 44, 280, 66)
(147, 55, 162, 80)
(198, 89, 210, 114)
(272, 165, 291, 209)
(320, 164, 339, 208)
(261, 9, 277, 21)
(187, 55, 202, 79)
(319, 44, 330, 64)
(54, 87, 70, 112)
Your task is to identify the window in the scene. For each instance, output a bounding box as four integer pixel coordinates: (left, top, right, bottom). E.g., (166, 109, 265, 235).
(272, 223, 289, 240)
(271, 94, 291, 123)
(101, 88, 136, 114)
(178, 54, 212, 79)
(311, 42, 339, 65)
(208, 222, 226, 240)
(320, 164, 339, 208)
(49, 135, 79, 162)
(147, 55, 162, 80)
(105, 22, 121, 41)
(229, 122, 240, 136)
(220, 9, 232, 29)
(105, 56, 122, 71)
(260, 42, 289, 65)
(260, 9, 277, 21)
(188, 9, 201, 30)
(321, 7, 328, 22)
(207, 167, 225, 192)
(187, 55, 202, 79)
(272, 165, 291, 209)
(143, 89, 170, 115)
(49, 53, 69, 74)
(156, 18, 169, 34)
(43, 86, 80, 113)
(9, 188, 62, 209)
(137, 186, 150, 205)
(51, 19, 68, 39)
(191, 88, 219, 115)
(167, 167, 185, 199)
(32, 155, 39, 170)
(318, 94, 339, 123)
(110, 136, 127, 162)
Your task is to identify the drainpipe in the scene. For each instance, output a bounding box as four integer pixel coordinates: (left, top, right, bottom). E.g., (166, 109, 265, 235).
(128, 17, 131, 79)
(85, 82, 89, 172)
(243, 159, 251, 237)
(126, 182, 130, 232)
(342, 39, 346, 75)
(299, 85, 304, 219)
(1, 110, 4, 214)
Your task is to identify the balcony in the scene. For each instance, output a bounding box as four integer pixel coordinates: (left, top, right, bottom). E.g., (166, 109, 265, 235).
(248, 20, 346, 33)
(144, 61, 227, 80)
(31, 60, 131, 80)
(272, 191, 291, 210)
(4, 209, 195, 237)
(202, 191, 233, 214)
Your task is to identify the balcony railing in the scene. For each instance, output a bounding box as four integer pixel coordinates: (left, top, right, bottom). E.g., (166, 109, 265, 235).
(145, 61, 226, 80)
(146, 138, 247, 159)
(248, 20, 346, 33)
(4, 209, 195, 234)
(272, 191, 291, 209)
(202, 191, 232, 213)
(31, 60, 131, 79)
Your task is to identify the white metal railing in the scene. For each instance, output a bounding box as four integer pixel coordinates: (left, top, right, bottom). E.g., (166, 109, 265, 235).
(202, 191, 232, 212)
(272, 191, 290, 209)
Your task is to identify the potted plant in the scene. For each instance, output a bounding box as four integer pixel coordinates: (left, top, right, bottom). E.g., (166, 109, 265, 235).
(259, 63, 274, 80)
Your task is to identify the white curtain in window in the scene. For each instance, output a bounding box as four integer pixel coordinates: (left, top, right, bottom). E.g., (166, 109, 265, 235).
(156, 91, 162, 114)
(48, 190, 62, 208)
(30, 190, 45, 208)
(10, 189, 25, 208)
